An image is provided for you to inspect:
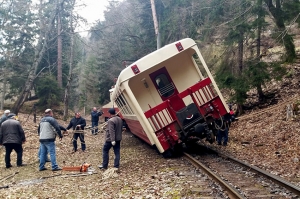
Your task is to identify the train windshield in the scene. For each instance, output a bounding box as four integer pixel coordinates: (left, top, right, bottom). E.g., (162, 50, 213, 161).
(150, 67, 179, 100)
(155, 74, 175, 98)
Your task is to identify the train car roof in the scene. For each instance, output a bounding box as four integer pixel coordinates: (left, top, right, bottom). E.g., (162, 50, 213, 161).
(112, 38, 197, 99)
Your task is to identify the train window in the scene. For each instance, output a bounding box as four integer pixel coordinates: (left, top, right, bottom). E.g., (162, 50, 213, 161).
(115, 98, 125, 114)
(116, 93, 134, 115)
(149, 66, 179, 101)
(193, 53, 208, 78)
(120, 93, 133, 114)
(155, 74, 175, 98)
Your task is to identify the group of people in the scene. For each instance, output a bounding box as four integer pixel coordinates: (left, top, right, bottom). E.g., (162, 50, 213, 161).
(0, 107, 124, 172)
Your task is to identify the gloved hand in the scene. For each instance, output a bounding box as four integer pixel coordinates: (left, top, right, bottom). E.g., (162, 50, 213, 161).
(111, 141, 116, 146)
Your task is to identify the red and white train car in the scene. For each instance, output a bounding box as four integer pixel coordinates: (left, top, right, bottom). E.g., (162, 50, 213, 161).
(111, 38, 229, 157)
(102, 88, 122, 122)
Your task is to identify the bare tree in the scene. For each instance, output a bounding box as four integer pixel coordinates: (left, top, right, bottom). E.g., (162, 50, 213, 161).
(12, 1, 57, 114)
(63, 5, 75, 120)
(57, 0, 63, 88)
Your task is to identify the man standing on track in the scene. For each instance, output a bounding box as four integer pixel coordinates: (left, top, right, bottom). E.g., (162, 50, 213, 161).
(66, 112, 86, 152)
(98, 108, 123, 170)
(91, 107, 103, 135)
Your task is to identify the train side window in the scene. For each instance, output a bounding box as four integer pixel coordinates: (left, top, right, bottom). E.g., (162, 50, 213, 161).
(116, 93, 134, 115)
(121, 93, 133, 114)
(155, 74, 174, 98)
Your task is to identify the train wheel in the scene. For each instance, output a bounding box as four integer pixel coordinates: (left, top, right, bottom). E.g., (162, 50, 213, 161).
(206, 131, 215, 144)
(162, 149, 173, 158)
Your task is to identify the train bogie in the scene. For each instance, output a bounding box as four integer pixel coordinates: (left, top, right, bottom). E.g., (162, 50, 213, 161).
(110, 38, 230, 157)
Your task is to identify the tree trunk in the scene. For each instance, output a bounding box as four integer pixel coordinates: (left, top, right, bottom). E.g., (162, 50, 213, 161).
(12, 2, 57, 115)
(57, 0, 63, 88)
(257, 0, 262, 59)
(264, 0, 296, 62)
(257, 84, 265, 102)
(63, 4, 75, 120)
(1, 62, 8, 110)
(256, 0, 265, 101)
(238, 34, 243, 75)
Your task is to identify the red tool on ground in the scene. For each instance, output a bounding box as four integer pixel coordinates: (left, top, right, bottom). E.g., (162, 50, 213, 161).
(62, 163, 91, 172)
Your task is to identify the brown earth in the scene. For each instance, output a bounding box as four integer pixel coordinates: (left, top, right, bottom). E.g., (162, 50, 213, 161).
(0, 115, 207, 198)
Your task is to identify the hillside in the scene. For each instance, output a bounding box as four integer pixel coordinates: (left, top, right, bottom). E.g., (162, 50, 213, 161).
(211, 52, 300, 186)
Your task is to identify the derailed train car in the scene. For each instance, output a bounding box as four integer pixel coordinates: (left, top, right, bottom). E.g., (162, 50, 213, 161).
(111, 38, 230, 157)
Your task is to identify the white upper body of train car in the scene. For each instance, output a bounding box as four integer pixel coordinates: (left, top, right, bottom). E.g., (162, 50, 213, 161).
(111, 38, 229, 153)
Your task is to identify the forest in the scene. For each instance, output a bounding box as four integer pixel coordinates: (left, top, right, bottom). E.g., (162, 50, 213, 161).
(0, 0, 299, 118)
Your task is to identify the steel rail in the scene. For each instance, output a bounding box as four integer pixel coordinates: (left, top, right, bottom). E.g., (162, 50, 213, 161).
(211, 149, 300, 196)
(183, 152, 246, 199)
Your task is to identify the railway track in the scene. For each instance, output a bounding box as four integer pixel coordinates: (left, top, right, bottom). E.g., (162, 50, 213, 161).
(184, 150, 300, 198)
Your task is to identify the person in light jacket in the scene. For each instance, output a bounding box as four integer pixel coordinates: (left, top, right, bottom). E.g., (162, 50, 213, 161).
(38, 109, 63, 171)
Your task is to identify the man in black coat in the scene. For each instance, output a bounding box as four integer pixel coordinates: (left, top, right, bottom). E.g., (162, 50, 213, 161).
(66, 112, 86, 152)
(0, 114, 26, 168)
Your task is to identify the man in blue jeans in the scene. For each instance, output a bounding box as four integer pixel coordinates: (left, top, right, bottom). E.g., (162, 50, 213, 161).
(91, 107, 103, 135)
(98, 108, 123, 170)
(38, 109, 63, 171)
(37, 125, 66, 162)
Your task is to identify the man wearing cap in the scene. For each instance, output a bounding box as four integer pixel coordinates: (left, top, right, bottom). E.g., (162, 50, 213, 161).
(98, 108, 123, 170)
(0, 110, 10, 126)
(66, 112, 86, 152)
(0, 113, 26, 168)
(38, 109, 63, 171)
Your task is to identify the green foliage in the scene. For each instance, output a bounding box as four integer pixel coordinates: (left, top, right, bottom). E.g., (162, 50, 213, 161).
(215, 61, 250, 104)
(244, 60, 270, 89)
(268, 62, 287, 80)
(35, 76, 62, 107)
(283, 34, 296, 62)
(282, 0, 300, 25)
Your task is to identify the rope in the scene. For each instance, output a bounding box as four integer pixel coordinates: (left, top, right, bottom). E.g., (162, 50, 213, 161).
(213, 112, 225, 131)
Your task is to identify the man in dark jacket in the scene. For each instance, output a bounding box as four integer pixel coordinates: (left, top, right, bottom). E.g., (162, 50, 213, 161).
(38, 109, 63, 171)
(98, 108, 123, 170)
(0, 113, 26, 168)
(66, 112, 86, 152)
(91, 107, 103, 135)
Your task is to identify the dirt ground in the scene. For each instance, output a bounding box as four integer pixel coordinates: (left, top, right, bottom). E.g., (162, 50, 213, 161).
(0, 115, 204, 199)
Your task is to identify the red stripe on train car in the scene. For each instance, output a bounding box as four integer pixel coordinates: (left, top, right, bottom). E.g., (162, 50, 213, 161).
(124, 118, 152, 145)
(144, 101, 169, 118)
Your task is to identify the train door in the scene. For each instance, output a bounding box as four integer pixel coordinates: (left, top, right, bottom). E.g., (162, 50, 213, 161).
(149, 67, 185, 112)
